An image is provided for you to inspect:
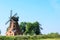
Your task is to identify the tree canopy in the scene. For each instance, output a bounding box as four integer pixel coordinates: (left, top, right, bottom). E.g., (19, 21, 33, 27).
(19, 21, 43, 35)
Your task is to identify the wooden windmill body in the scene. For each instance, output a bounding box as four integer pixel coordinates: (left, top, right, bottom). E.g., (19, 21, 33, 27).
(6, 10, 22, 36)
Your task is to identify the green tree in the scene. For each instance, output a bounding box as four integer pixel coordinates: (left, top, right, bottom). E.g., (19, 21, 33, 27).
(24, 22, 34, 35)
(33, 21, 43, 35)
(19, 22, 27, 34)
(19, 21, 43, 35)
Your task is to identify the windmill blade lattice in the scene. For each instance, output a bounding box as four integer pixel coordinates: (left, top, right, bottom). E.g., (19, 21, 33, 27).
(10, 10, 12, 19)
(13, 13, 17, 17)
(5, 20, 10, 25)
(5, 10, 18, 25)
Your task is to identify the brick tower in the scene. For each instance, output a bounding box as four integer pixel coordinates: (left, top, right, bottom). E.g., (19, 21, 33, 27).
(6, 10, 22, 36)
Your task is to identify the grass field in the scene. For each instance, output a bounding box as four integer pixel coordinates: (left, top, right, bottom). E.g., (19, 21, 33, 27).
(26, 39, 60, 40)
(38, 39, 60, 40)
(0, 35, 60, 40)
(18, 39, 60, 40)
(37, 39, 60, 40)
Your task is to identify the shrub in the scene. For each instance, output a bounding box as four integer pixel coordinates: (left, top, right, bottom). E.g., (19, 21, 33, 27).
(0, 33, 60, 40)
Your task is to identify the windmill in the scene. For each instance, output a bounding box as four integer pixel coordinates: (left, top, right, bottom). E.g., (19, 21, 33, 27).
(6, 10, 22, 36)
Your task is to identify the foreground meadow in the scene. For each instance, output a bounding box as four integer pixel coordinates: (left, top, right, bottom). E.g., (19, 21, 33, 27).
(27, 39, 60, 40)
(40, 39, 60, 40)
(0, 34, 60, 40)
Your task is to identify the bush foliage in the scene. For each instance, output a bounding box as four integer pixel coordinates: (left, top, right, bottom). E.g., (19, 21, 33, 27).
(19, 21, 43, 35)
(0, 33, 60, 40)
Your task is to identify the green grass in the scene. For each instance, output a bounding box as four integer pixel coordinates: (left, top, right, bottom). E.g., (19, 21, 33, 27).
(25, 39, 60, 40)
(26, 39, 60, 40)
(18, 38, 60, 40)
(0, 35, 60, 40)
(38, 39, 60, 40)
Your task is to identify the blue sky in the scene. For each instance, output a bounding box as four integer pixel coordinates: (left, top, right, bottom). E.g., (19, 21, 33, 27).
(0, 0, 60, 35)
